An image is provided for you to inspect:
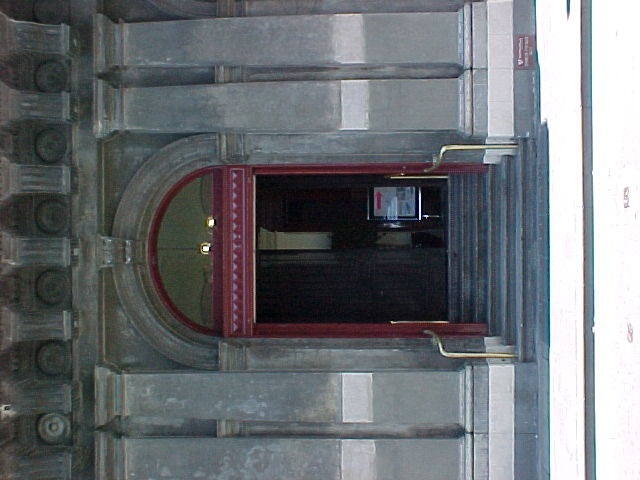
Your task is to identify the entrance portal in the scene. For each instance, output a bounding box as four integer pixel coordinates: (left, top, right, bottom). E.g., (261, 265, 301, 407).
(149, 163, 488, 338)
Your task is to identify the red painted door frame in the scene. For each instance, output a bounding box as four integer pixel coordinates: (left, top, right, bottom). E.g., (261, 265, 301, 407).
(220, 166, 255, 336)
(218, 162, 488, 338)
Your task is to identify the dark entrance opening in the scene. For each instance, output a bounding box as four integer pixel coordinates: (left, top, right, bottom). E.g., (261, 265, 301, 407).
(255, 174, 448, 325)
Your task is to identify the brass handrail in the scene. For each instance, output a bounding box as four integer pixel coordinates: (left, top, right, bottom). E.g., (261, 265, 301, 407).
(423, 330, 518, 359)
(424, 143, 520, 174)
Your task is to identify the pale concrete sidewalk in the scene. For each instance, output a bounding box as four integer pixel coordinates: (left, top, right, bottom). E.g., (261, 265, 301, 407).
(537, 0, 640, 478)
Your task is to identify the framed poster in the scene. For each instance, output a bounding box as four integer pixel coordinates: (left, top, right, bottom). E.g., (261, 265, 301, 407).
(368, 186, 421, 221)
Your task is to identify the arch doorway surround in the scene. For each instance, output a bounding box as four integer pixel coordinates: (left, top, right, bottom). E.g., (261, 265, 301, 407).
(112, 135, 487, 367)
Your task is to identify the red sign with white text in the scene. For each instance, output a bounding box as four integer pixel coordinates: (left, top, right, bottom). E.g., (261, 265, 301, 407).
(515, 35, 536, 70)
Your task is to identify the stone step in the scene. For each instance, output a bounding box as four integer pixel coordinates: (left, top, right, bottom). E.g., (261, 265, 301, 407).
(95, 12, 466, 71)
(218, 338, 486, 371)
(95, 78, 469, 136)
(95, 366, 472, 428)
(96, 433, 470, 480)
